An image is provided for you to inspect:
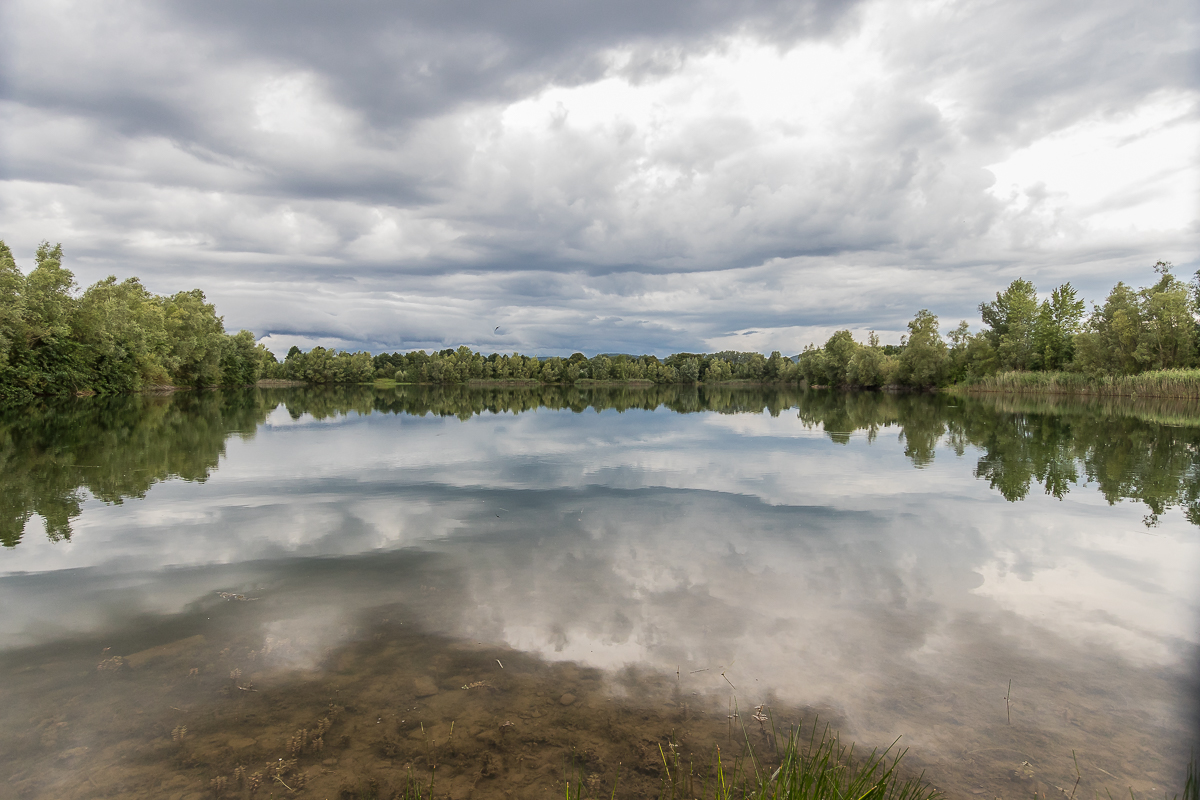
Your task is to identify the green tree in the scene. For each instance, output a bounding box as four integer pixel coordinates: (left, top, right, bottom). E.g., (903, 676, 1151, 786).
(0, 242, 25, 378)
(821, 331, 860, 386)
(847, 342, 884, 387)
(980, 278, 1038, 370)
(17, 242, 86, 392)
(765, 351, 785, 381)
(945, 321, 974, 384)
(160, 290, 226, 386)
(589, 355, 611, 380)
(1031, 282, 1085, 370)
(1074, 282, 1142, 375)
(0, 242, 289, 396)
(218, 329, 267, 386)
(797, 344, 828, 386)
(1075, 264, 1197, 375)
(1138, 262, 1196, 369)
(899, 309, 948, 387)
(76, 276, 171, 390)
(705, 358, 733, 382)
(678, 357, 700, 383)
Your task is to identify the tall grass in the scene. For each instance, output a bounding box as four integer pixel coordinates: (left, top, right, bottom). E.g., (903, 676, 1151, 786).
(955, 369, 1200, 399)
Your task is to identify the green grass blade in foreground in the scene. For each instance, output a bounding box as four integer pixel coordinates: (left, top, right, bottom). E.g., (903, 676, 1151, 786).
(1178, 754, 1198, 800)
(658, 719, 939, 800)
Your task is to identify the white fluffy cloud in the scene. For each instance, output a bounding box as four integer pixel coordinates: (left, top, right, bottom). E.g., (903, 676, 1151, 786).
(1, 0, 1195, 354)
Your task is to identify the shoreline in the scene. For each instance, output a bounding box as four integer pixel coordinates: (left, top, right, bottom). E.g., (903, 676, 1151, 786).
(17, 373, 1200, 402)
(953, 387, 1200, 398)
(371, 378, 803, 388)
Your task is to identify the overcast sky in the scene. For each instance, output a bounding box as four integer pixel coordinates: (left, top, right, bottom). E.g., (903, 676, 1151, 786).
(1, 0, 1196, 356)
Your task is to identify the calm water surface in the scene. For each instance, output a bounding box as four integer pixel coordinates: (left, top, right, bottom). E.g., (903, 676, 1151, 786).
(1, 386, 1197, 800)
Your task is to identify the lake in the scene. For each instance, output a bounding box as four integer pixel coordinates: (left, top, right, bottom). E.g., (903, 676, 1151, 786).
(1, 385, 1196, 800)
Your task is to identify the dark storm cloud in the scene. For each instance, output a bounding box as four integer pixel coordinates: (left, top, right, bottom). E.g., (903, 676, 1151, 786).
(170, 0, 862, 117)
(0, 0, 1196, 355)
(2, 0, 862, 192)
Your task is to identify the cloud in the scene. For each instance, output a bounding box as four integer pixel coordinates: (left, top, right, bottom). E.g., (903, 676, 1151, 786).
(0, 0, 1196, 354)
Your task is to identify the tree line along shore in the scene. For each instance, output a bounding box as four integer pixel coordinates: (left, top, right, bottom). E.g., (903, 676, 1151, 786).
(2, 241, 1198, 401)
(797, 261, 1200, 398)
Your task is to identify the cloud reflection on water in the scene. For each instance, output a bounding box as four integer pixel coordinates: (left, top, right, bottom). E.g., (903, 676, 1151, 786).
(0, 388, 1196, 789)
(3, 398, 1196, 664)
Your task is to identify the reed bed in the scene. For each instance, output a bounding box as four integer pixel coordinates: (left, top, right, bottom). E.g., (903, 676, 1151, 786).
(956, 369, 1200, 399)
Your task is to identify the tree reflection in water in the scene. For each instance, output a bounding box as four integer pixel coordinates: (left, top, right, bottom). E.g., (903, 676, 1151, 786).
(2, 385, 1197, 547)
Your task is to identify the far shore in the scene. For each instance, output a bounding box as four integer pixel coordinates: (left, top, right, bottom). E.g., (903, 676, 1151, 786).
(41, 369, 1200, 404)
(254, 379, 308, 388)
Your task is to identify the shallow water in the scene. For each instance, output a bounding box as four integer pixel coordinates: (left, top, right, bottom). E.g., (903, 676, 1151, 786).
(1, 386, 1197, 800)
